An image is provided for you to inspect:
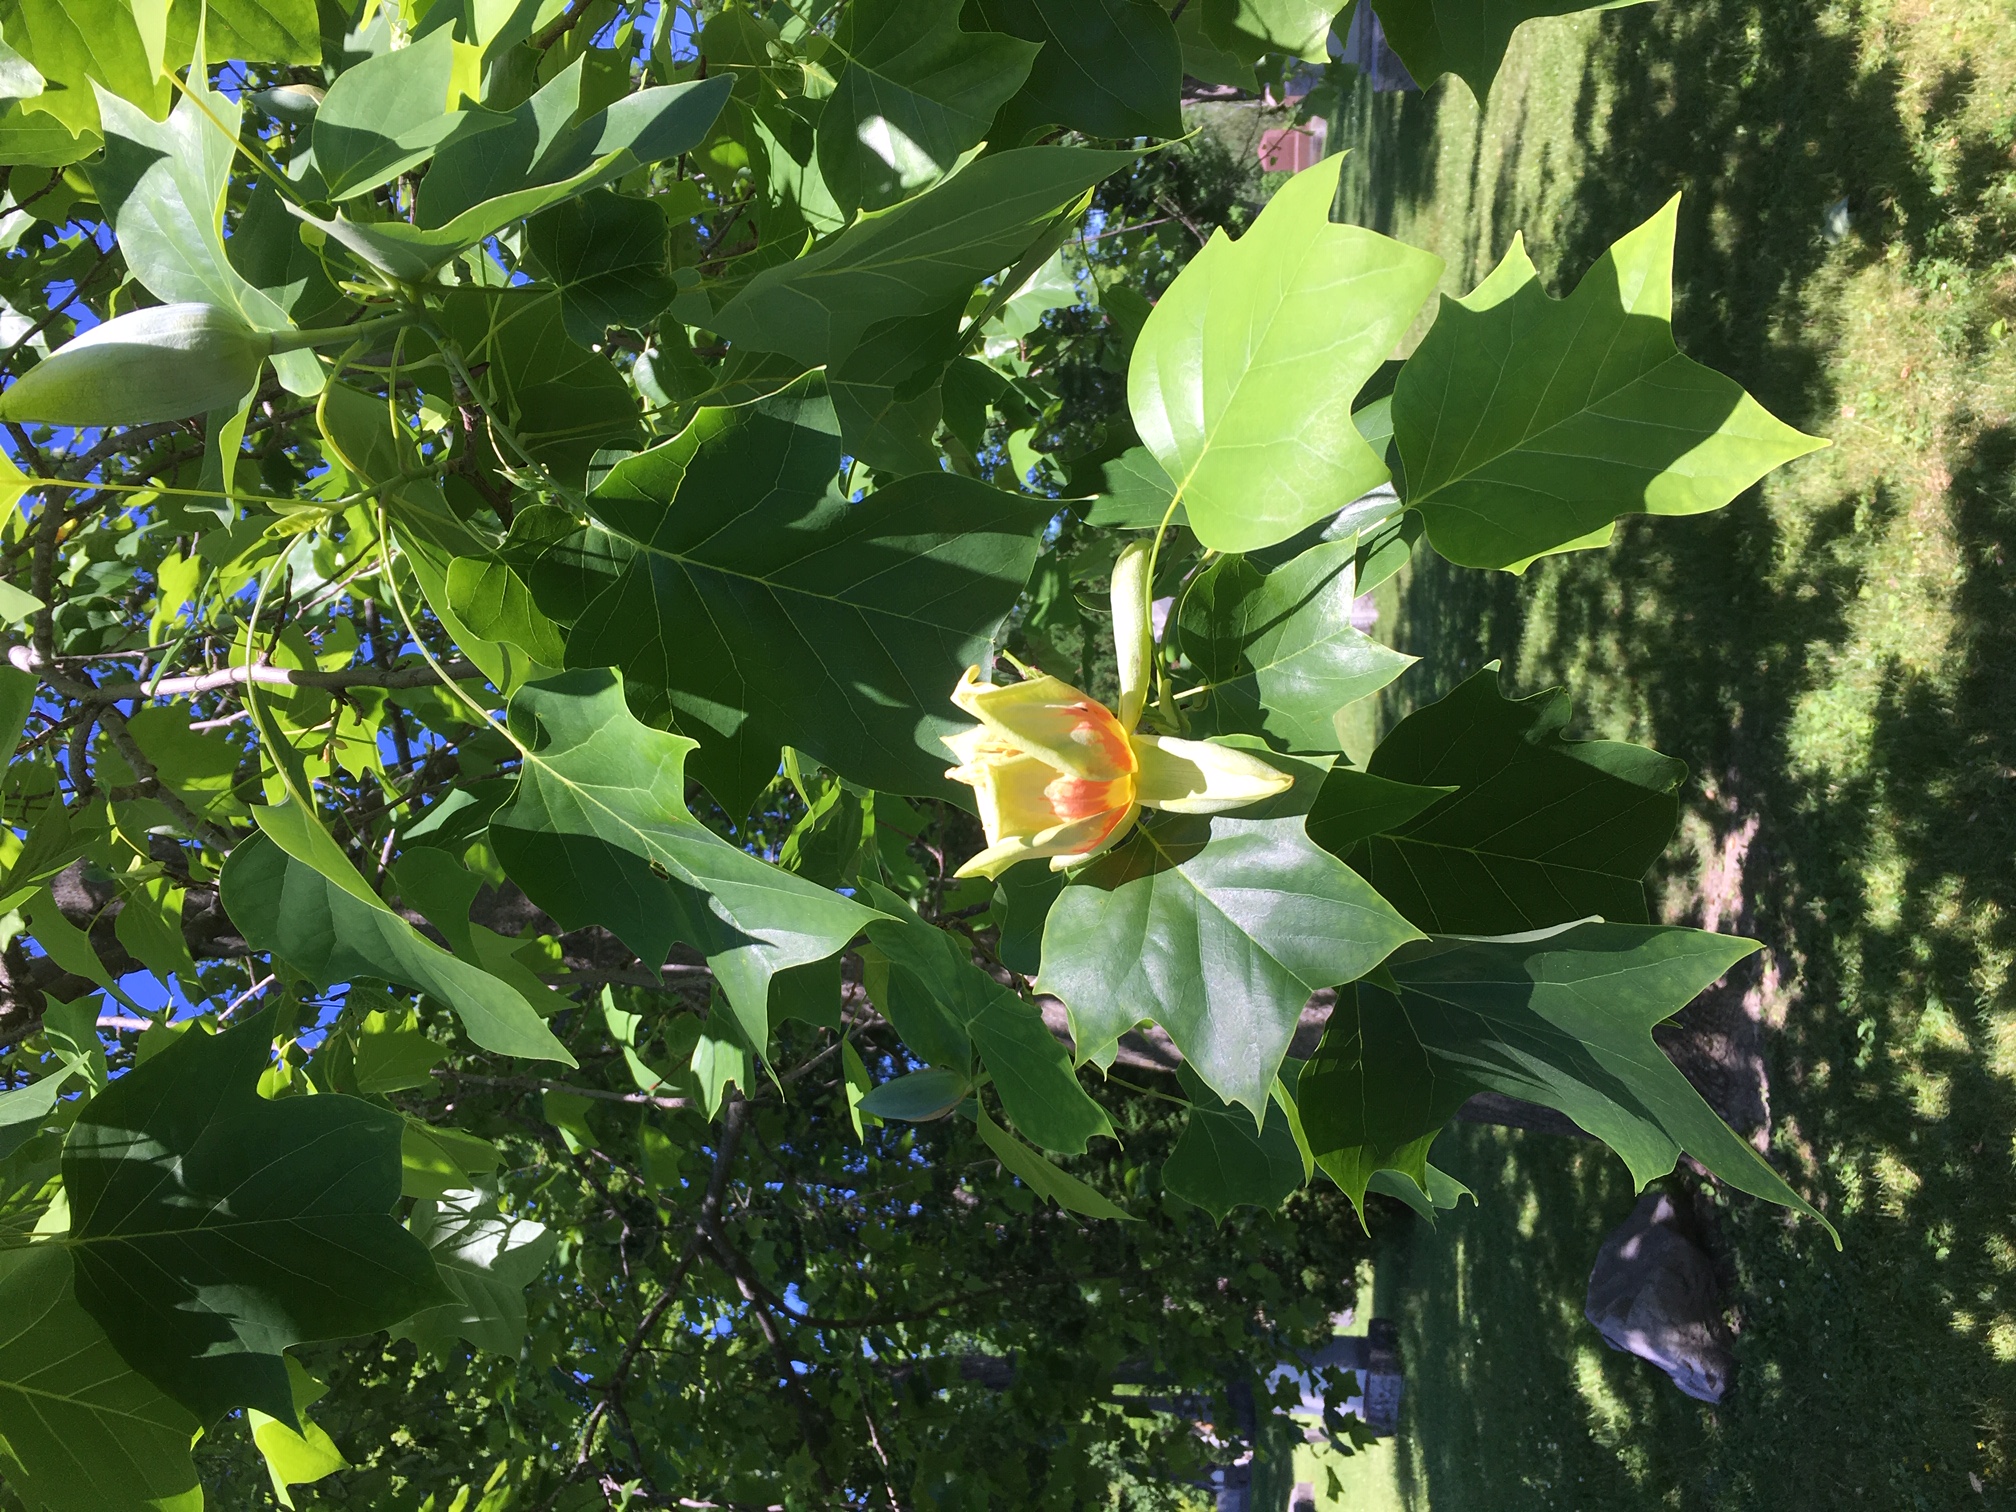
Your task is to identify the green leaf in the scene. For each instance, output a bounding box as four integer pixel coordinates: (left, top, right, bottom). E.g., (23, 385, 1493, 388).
(488, 669, 878, 1053)
(0, 660, 35, 761)
(89, 70, 294, 342)
(861, 880, 1110, 1153)
(1328, 663, 1685, 935)
(435, 290, 644, 488)
(1177, 537, 1414, 752)
(1368, 0, 1648, 99)
(857, 1066, 969, 1121)
(1162, 1067, 1306, 1220)
(975, 0, 1182, 139)
(711, 144, 1138, 369)
(0, 0, 166, 137)
(299, 68, 731, 280)
(1302, 765, 1451, 856)
(0, 1061, 83, 1162)
(206, 0, 321, 69)
(220, 805, 576, 1065)
(1085, 445, 1184, 530)
(817, 0, 1038, 213)
(64, 1009, 453, 1425)
(1296, 922, 1835, 1239)
(1128, 155, 1443, 552)
(563, 390, 1050, 802)
(1393, 199, 1827, 572)
(1203, 0, 1338, 63)
(247, 1357, 347, 1511)
(1365, 1161, 1475, 1221)
(974, 1104, 1131, 1220)
(524, 189, 677, 347)
(0, 1245, 202, 1512)
(395, 1189, 556, 1357)
(1035, 754, 1423, 1114)
(311, 28, 488, 200)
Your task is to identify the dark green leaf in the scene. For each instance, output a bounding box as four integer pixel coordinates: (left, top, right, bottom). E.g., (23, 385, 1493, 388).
(64, 1010, 451, 1424)
(1162, 1068, 1306, 1220)
(858, 1067, 969, 1121)
(817, 0, 1040, 213)
(524, 189, 677, 347)
(1296, 922, 1835, 1237)
(711, 144, 1138, 369)
(1368, 0, 1641, 99)
(1334, 663, 1685, 934)
(1302, 765, 1452, 856)
(564, 390, 1050, 802)
(976, 0, 1182, 139)
(222, 806, 575, 1065)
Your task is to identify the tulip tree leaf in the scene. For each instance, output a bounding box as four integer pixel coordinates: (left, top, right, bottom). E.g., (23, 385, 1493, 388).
(1177, 537, 1415, 752)
(975, 0, 1182, 140)
(860, 881, 1111, 1154)
(712, 144, 1138, 369)
(524, 189, 677, 347)
(1128, 155, 1444, 553)
(1162, 1068, 1306, 1220)
(1368, 0, 1650, 100)
(488, 669, 879, 1053)
(63, 1010, 452, 1425)
(1393, 198, 1827, 572)
(1203, 0, 1338, 63)
(90, 74, 293, 331)
(1035, 756, 1424, 1115)
(0, 1245, 203, 1512)
(1327, 663, 1685, 935)
(564, 391, 1051, 804)
(221, 807, 576, 1065)
(817, 0, 1040, 213)
(311, 28, 480, 201)
(974, 1104, 1131, 1221)
(298, 69, 732, 280)
(395, 1190, 557, 1357)
(1295, 922, 1835, 1238)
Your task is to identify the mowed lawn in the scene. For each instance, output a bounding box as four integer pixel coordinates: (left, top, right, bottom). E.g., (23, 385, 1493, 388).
(1331, 0, 2016, 1507)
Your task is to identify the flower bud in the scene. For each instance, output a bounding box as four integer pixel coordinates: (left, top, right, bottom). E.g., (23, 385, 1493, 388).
(0, 303, 271, 425)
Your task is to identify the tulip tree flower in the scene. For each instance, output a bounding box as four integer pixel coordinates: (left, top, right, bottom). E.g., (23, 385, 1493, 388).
(944, 540, 1294, 878)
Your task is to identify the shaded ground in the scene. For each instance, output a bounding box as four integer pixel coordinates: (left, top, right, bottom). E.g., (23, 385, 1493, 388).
(1333, 0, 2016, 1506)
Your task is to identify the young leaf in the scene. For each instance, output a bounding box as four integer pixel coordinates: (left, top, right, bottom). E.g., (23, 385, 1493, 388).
(1323, 663, 1685, 935)
(564, 392, 1051, 803)
(0, 1245, 202, 1512)
(1035, 755, 1423, 1115)
(1177, 537, 1415, 751)
(64, 1009, 453, 1425)
(312, 28, 486, 200)
(1393, 198, 1827, 572)
(975, 0, 1183, 139)
(487, 669, 878, 1052)
(247, 1357, 347, 1511)
(1128, 155, 1444, 552)
(1296, 922, 1837, 1240)
(817, 0, 1040, 212)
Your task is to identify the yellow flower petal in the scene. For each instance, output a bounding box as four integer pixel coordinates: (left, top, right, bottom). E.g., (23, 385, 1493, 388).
(949, 665, 1136, 782)
(1132, 733, 1295, 814)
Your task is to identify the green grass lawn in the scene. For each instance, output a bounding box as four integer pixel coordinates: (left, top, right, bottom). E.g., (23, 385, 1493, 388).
(1332, 0, 2016, 1506)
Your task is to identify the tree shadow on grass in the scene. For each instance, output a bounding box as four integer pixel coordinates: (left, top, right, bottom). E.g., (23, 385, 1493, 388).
(1346, 0, 2016, 1505)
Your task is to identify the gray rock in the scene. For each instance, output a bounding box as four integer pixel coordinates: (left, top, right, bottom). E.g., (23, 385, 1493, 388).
(1585, 1191, 1735, 1403)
